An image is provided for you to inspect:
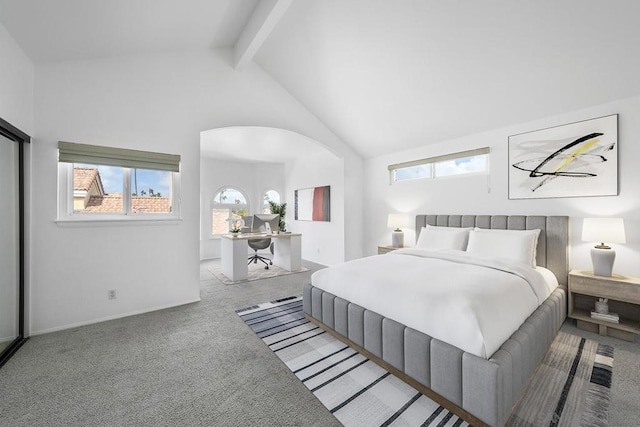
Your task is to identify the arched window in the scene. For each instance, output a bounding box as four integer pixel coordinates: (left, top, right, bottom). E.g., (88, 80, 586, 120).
(212, 187, 249, 235)
(262, 189, 281, 214)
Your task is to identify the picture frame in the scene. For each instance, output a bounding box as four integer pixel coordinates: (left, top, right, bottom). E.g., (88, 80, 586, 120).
(294, 185, 330, 221)
(508, 114, 618, 199)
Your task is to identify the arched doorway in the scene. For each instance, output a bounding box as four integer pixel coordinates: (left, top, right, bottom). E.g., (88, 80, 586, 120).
(199, 126, 346, 265)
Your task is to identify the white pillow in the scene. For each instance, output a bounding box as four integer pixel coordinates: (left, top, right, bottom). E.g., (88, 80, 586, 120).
(466, 228, 541, 268)
(416, 225, 471, 251)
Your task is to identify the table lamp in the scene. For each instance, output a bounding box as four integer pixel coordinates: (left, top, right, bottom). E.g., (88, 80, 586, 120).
(582, 218, 626, 277)
(387, 213, 410, 248)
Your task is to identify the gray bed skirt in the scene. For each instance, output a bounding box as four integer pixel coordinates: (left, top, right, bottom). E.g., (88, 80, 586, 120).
(303, 283, 567, 426)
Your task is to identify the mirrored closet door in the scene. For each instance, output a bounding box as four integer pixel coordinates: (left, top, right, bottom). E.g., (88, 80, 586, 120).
(0, 118, 30, 368)
(0, 134, 19, 354)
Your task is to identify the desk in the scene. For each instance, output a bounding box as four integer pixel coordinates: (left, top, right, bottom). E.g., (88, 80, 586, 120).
(221, 233, 302, 281)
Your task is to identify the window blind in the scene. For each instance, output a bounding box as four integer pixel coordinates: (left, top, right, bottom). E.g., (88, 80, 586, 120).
(58, 141, 180, 172)
(387, 147, 489, 171)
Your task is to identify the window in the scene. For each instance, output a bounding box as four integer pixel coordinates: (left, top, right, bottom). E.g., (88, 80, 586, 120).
(58, 141, 181, 222)
(434, 154, 488, 177)
(389, 147, 489, 183)
(392, 164, 432, 182)
(262, 189, 281, 214)
(212, 188, 249, 235)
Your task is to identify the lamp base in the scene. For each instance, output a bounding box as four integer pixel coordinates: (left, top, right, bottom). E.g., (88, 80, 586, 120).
(391, 230, 404, 248)
(591, 247, 616, 277)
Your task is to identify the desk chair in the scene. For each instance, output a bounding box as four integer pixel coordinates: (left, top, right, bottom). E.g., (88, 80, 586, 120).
(248, 238, 274, 269)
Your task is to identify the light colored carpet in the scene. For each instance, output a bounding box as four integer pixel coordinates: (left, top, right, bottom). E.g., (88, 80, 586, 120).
(0, 258, 637, 427)
(0, 259, 338, 427)
(238, 297, 613, 427)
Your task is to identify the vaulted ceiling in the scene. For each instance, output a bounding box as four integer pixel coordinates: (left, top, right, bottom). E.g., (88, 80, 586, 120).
(2, 0, 639, 159)
(0, 0, 258, 62)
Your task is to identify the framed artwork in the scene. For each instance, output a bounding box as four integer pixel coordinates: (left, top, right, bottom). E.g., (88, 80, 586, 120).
(294, 185, 330, 221)
(508, 114, 618, 199)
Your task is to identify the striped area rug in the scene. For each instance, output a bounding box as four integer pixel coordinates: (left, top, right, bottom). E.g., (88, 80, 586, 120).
(507, 333, 614, 427)
(237, 297, 613, 427)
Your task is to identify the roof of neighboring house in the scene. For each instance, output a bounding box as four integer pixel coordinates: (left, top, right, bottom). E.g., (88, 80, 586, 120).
(74, 167, 105, 194)
(82, 194, 171, 213)
(130, 196, 171, 213)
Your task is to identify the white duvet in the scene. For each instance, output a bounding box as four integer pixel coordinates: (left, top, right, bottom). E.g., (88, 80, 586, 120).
(310, 248, 557, 359)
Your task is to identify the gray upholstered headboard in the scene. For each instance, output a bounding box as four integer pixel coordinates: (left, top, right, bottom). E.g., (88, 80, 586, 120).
(415, 215, 570, 286)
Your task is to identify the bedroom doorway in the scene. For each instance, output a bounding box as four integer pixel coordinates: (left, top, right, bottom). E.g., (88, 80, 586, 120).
(0, 117, 30, 368)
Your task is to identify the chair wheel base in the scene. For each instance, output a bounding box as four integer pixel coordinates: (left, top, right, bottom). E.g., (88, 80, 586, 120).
(248, 252, 272, 269)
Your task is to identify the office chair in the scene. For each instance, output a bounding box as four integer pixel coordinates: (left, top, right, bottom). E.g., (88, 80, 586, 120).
(248, 238, 273, 269)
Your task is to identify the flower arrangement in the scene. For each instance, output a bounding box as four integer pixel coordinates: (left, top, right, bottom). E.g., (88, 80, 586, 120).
(229, 217, 244, 233)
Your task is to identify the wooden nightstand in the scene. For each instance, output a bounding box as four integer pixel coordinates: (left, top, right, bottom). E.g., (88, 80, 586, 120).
(568, 269, 640, 341)
(378, 245, 402, 254)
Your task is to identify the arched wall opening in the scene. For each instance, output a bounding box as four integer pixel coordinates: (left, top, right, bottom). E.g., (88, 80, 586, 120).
(200, 126, 346, 266)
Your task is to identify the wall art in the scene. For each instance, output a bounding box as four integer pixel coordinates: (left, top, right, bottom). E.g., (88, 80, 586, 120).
(508, 114, 618, 199)
(294, 185, 330, 221)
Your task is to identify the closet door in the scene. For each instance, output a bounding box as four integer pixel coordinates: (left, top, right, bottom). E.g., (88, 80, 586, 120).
(0, 134, 19, 356)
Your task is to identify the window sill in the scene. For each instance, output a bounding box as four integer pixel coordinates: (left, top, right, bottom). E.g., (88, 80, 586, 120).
(56, 216, 182, 228)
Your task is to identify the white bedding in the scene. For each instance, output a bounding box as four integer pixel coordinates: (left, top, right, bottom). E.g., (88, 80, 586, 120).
(310, 248, 558, 359)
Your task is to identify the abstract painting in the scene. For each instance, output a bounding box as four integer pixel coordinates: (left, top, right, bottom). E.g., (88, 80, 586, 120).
(294, 185, 330, 221)
(508, 114, 618, 199)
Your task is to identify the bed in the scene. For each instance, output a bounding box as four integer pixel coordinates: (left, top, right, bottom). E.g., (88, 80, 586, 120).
(303, 215, 568, 426)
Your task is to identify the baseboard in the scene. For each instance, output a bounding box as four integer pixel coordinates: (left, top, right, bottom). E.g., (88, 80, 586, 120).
(29, 296, 202, 336)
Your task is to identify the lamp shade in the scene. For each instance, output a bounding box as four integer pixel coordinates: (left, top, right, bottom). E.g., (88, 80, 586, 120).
(582, 218, 626, 244)
(387, 213, 410, 230)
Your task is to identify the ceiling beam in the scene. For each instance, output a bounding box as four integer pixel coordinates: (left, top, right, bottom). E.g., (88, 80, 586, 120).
(233, 0, 292, 70)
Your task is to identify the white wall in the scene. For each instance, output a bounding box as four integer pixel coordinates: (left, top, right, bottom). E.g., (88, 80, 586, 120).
(0, 22, 34, 134)
(31, 49, 361, 334)
(200, 157, 285, 260)
(285, 151, 345, 266)
(364, 95, 640, 277)
(343, 150, 364, 261)
(254, 163, 286, 213)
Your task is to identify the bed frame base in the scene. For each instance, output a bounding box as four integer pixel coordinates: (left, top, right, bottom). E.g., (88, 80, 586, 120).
(304, 283, 567, 427)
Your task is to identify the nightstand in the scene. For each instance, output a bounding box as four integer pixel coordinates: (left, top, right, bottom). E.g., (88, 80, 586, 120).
(568, 269, 640, 341)
(378, 245, 402, 254)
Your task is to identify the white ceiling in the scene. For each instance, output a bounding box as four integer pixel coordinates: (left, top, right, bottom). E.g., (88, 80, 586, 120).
(255, 0, 640, 158)
(2, 0, 640, 160)
(200, 127, 331, 164)
(0, 0, 258, 62)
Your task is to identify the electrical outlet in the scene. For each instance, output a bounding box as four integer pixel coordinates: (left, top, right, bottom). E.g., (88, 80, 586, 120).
(108, 289, 117, 300)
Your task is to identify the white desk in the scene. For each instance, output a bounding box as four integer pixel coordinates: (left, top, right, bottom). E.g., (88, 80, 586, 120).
(220, 233, 302, 281)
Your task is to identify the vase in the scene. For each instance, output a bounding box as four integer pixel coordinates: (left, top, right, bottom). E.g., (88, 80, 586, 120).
(595, 301, 609, 314)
